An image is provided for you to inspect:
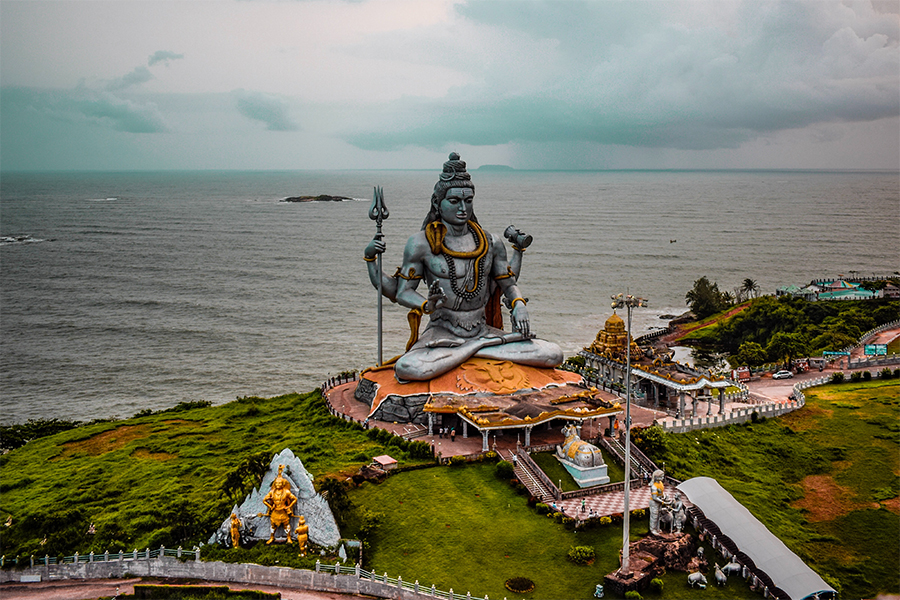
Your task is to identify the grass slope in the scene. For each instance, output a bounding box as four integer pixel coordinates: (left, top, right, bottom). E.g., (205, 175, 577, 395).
(646, 379, 899, 598)
(0, 391, 431, 559)
(343, 462, 762, 600)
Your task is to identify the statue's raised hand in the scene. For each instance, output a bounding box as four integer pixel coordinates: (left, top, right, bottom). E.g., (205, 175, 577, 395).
(511, 302, 531, 337)
(423, 280, 447, 314)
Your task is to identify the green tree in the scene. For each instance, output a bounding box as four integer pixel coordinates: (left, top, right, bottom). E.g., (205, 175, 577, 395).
(742, 278, 760, 299)
(766, 332, 807, 366)
(685, 276, 729, 319)
(808, 331, 858, 354)
(734, 341, 768, 367)
(221, 452, 270, 504)
(318, 477, 352, 527)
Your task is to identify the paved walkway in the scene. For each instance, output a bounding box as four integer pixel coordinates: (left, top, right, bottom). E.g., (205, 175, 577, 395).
(0, 578, 357, 600)
(556, 483, 682, 519)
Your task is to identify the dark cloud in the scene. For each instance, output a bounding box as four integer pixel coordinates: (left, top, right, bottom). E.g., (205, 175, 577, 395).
(3, 86, 168, 134)
(233, 90, 299, 131)
(74, 91, 168, 133)
(106, 66, 154, 91)
(148, 50, 185, 66)
(344, 0, 899, 152)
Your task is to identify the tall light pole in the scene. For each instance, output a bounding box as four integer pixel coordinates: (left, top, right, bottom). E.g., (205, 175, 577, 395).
(611, 293, 647, 576)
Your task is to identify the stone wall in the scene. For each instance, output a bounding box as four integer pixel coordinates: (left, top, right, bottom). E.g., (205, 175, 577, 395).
(0, 557, 435, 600)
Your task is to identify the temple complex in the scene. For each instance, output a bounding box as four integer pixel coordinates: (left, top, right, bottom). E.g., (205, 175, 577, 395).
(578, 313, 741, 419)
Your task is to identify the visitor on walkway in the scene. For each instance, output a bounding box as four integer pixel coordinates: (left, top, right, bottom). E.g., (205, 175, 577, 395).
(581, 499, 586, 513)
(439, 427, 443, 439)
(450, 428, 456, 441)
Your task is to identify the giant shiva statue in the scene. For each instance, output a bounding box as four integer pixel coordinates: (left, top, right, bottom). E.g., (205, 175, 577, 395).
(365, 153, 562, 382)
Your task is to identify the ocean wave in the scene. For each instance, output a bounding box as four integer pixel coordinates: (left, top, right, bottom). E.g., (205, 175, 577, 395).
(87, 197, 118, 202)
(1, 235, 45, 246)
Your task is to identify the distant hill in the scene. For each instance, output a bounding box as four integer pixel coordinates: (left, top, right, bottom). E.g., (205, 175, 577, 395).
(475, 164, 514, 171)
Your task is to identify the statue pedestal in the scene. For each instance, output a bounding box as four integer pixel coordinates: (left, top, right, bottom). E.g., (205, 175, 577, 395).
(560, 460, 610, 487)
(604, 532, 699, 594)
(603, 558, 657, 595)
(353, 359, 617, 430)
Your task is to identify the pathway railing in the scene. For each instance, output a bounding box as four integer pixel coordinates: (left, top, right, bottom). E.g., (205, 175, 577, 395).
(2, 554, 490, 600)
(657, 397, 807, 433)
(1, 545, 200, 568)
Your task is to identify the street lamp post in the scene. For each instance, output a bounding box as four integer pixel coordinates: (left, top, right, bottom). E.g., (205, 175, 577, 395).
(611, 293, 647, 577)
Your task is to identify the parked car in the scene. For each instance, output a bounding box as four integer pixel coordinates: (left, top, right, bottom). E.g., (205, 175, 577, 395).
(773, 370, 794, 380)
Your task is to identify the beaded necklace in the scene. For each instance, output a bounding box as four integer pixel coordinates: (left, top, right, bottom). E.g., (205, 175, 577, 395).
(442, 223, 488, 301)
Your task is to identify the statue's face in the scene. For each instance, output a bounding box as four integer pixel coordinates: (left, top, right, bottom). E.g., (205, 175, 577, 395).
(440, 187, 474, 226)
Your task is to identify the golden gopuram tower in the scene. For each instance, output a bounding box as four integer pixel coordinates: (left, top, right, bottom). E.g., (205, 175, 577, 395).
(588, 311, 641, 360)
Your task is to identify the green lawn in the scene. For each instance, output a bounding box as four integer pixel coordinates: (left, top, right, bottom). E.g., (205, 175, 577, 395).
(344, 463, 762, 600)
(2, 379, 896, 599)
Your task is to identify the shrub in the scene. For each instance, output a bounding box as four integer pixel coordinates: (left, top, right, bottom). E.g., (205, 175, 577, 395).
(894, 368, 900, 378)
(850, 371, 862, 382)
(862, 370, 872, 381)
(599, 516, 612, 526)
(561, 517, 576, 530)
(449, 455, 467, 467)
(831, 372, 845, 384)
(610, 513, 623, 525)
(495, 460, 514, 480)
(567, 545, 596, 565)
(504, 577, 535, 594)
(483, 450, 498, 461)
(880, 368, 893, 379)
(625, 591, 643, 600)
(0, 418, 82, 452)
(649, 578, 664, 593)
(552, 511, 565, 523)
(535, 503, 550, 515)
(631, 508, 646, 519)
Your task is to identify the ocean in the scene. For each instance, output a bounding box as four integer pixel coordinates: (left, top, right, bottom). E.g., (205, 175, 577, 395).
(1, 169, 897, 423)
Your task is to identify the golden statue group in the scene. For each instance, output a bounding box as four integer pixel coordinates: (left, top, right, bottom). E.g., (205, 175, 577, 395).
(209, 448, 340, 551)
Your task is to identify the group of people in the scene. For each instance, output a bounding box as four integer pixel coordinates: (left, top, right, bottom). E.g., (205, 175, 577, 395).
(438, 426, 457, 441)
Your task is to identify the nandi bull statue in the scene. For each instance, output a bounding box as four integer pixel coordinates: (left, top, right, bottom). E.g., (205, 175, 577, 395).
(555, 423, 609, 487)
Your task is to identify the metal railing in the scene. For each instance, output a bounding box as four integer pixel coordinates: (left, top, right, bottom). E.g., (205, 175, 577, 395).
(1, 545, 200, 568)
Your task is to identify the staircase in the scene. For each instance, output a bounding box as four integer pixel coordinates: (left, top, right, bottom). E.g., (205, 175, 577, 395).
(501, 449, 553, 502)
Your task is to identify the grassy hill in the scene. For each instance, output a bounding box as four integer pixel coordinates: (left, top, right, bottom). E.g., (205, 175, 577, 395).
(0, 391, 432, 559)
(2, 381, 897, 598)
(636, 379, 899, 599)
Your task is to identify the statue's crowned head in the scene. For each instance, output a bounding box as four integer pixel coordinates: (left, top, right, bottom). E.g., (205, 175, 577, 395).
(423, 152, 477, 228)
(272, 464, 289, 490)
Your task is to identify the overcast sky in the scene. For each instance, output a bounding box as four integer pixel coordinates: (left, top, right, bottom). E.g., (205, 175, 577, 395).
(1, 0, 898, 171)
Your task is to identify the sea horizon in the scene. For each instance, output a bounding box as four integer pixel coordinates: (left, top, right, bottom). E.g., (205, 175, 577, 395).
(2, 169, 897, 424)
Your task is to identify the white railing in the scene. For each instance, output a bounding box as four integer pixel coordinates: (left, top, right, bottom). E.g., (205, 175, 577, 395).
(1, 545, 200, 568)
(3, 552, 490, 600)
(657, 397, 807, 433)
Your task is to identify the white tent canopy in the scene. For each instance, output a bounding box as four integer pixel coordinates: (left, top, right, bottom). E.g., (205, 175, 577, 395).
(678, 477, 836, 600)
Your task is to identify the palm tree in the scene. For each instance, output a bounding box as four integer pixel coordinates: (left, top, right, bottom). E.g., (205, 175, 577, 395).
(742, 278, 760, 299)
